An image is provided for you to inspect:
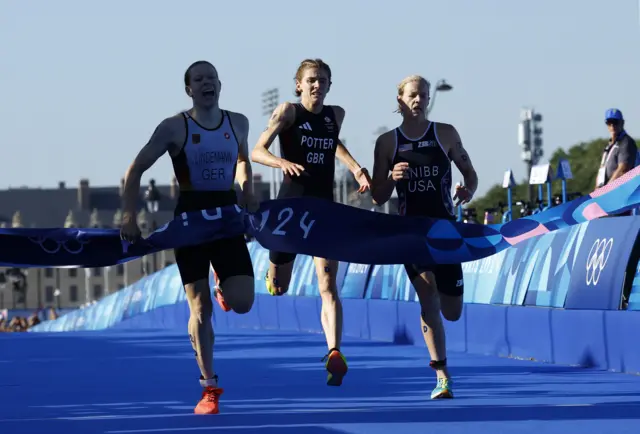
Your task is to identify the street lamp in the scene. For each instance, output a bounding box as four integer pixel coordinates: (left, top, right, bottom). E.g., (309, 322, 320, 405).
(427, 79, 454, 115)
(144, 179, 161, 214)
(0, 272, 5, 309)
(84, 268, 91, 304)
(6, 268, 27, 308)
(54, 289, 61, 309)
(262, 88, 280, 199)
(137, 209, 149, 276)
(436, 80, 453, 92)
(144, 179, 161, 273)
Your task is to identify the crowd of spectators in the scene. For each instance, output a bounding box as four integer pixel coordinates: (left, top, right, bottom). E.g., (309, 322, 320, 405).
(0, 307, 58, 332)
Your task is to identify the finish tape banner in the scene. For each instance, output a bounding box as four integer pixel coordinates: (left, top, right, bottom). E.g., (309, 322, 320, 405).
(2, 166, 640, 268)
(30, 215, 640, 333)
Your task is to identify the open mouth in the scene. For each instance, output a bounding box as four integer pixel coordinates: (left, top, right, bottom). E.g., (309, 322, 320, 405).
(203, 90, 216, 97)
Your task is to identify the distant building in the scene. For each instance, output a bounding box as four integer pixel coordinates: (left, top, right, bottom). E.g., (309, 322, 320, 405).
(0, 171, 395, 310)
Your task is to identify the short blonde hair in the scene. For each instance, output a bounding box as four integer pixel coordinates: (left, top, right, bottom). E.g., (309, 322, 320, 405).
(395, 75, 430, 113)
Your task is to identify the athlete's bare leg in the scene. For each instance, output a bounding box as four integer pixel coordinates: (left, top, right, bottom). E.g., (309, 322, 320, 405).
(186, 276, 254, 380)
(414, 271, 450, 379)
(439, 293, 463, 322)
(185, 279, 215, 380)
(313, 257, 342, 350)
(313, 257, 347, 385)
(266, 260, 295, 295)
(220, 275, 255, 314)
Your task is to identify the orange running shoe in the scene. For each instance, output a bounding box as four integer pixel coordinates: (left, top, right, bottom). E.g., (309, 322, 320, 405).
(194, 376, 224, 415)
(215, 289, 231, 312)
(323, 348, 348, 386)
(212, 271, 231, 312)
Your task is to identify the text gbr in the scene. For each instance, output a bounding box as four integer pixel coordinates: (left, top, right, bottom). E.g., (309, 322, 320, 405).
(302, 136, 333, 165)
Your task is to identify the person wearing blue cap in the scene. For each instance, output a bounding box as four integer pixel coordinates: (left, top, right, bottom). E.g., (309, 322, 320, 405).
(596, 108, 637, 191)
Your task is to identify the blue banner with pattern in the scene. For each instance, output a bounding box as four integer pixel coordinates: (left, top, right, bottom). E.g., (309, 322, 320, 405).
(3, 167, 640, 269)
(30, 214, 640, 333)
(461, 217, 640, 309)
(561, 217, 640, 309)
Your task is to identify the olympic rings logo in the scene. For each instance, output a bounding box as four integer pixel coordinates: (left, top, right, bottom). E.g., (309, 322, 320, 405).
(27, 236, 91, 255)
(585, 238, 614, 286)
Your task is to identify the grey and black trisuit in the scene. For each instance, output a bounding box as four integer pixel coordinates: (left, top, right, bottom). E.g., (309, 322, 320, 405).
(170, 110, 254, 285)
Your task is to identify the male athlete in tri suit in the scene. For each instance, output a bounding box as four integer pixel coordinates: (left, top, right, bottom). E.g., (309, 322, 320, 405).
(371, 75, 478, 399)
(120, 60, 256, 415)
(250, 58, 371, 386)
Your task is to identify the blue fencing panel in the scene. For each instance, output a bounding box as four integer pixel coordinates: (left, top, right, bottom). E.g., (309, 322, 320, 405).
(464, 218, 640, 310)
(148, 265, 183, 309)
(364, 264, 417, 302)
(519, 223, 585, 308)
(92, 292, 120, 330)
(462, 250, 509, 304)
(336, 262, 350, 296)
(340, 263, 371, 299)
(563, 216, 640, 310)
(249, 242, 271, 295)
(122, 279, 147, 320)
(469, 223, 579, 308)
(288, 255, 317, 296)
(247, 243, 351, 298)
(628, 259, 640, 310)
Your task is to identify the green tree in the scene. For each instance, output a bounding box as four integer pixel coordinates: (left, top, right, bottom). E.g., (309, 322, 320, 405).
(468, 138, 607, 221)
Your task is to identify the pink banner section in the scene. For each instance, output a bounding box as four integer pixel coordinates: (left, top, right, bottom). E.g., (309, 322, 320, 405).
(590, 165, 640, 198)
(503, 223, 550, 245)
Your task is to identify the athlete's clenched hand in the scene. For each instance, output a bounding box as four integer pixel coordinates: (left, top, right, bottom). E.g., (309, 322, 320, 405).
(391, 162, 410, 181)
(120, 218, 141, 244)
(354, 167, 372, 193)
(453, 183, 473, 205)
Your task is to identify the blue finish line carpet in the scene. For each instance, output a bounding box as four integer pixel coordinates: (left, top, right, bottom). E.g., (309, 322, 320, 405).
(1, 329, 639, 434)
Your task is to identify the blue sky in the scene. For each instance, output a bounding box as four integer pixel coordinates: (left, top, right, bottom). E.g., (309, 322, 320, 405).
(1, 0, 638, 197)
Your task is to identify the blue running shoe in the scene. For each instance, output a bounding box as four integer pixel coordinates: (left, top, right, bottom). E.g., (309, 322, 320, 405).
(431, 377, 453, 399)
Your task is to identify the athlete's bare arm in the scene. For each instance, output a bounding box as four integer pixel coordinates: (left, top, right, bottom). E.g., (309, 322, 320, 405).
(371, 130, 399, 205)
(332, 105, 346, 129)
(229, 111, 253, 198)
(122, 115, 183, 222)
(250, 102, 296, 169)
(332, 105, 364, 176)
(440, 123, 479, 196)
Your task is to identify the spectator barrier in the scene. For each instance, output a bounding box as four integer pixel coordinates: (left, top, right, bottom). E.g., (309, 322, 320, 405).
(30, 216, 640, 374)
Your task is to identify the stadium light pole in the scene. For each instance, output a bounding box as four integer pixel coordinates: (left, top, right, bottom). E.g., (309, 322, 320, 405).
(518, 108, 544, 201)
(262, 88, 280, 199)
